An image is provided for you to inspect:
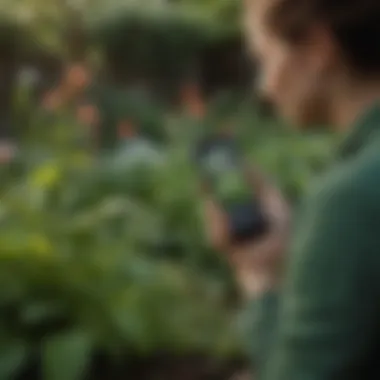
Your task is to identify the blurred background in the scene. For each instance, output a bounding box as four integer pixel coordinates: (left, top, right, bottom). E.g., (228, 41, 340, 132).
(0, 0, 335, 379)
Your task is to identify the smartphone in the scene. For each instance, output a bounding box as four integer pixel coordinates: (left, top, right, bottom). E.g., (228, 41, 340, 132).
(195, 135, 268, 243)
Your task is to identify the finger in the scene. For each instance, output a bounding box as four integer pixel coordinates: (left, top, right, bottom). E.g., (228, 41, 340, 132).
(202, 197, 229, 250)
(243, 163, 289, 227)
(229, 229, 286, 282)
(262, 188, 290, 238)
(262, 185, 289, 220)
(243, 162, 283, 202)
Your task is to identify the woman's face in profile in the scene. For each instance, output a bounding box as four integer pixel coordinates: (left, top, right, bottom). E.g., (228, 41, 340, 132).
(244, 0, 338, 127)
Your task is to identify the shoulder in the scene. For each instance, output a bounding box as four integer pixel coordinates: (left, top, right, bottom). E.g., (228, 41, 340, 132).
(307, 145, 380, 220)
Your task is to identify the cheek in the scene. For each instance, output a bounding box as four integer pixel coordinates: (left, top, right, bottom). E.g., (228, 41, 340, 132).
(259, 55, 295, 104)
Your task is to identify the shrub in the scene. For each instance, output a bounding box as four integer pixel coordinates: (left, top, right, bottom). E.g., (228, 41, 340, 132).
(0, 98, 335, 379)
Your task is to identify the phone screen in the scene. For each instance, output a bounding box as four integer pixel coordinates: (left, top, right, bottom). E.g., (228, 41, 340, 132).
(197, 138, 251, 206)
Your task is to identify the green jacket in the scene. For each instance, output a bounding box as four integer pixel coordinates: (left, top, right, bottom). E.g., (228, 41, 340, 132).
(246, 103, 380, 380)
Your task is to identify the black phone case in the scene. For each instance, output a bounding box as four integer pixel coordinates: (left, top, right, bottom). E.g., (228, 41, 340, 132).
(227, 200, 268, 243)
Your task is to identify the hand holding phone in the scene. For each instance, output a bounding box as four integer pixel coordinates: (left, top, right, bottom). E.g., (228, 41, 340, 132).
(195, 135, 268, 244)
(199, 137, 290, 297)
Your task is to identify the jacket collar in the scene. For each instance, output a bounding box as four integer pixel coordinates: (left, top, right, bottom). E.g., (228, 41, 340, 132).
(338, 102, 380, 159)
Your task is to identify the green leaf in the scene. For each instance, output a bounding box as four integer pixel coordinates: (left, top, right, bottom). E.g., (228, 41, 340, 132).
(21, 301, 64, 325)
(0, 341, 28, 380)
(42, 330, 92, 380)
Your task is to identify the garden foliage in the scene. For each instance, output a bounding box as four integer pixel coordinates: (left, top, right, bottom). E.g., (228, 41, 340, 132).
(0, 90, 336, 380)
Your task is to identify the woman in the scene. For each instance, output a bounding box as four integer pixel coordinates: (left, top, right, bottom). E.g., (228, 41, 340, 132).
(203, 0, 380, 379)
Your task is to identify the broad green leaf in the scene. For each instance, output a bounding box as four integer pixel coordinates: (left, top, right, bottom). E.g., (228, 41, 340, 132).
(42, 330, 92, 380)
(0, 341, 28, 380)
(21, 301, 64, 325)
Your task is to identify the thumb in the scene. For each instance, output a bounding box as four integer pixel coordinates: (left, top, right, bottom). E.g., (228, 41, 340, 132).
(244, 164, 290, 229)
(202, 196, 229, 251)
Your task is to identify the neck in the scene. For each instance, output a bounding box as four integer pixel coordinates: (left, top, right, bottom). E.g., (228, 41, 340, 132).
(333, 81, 380, 131)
